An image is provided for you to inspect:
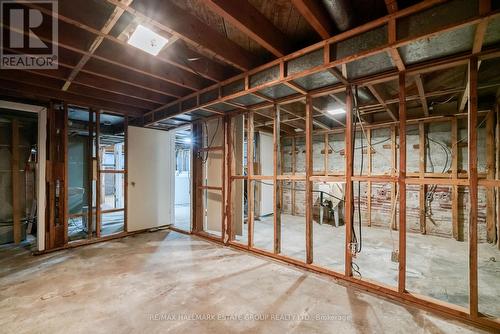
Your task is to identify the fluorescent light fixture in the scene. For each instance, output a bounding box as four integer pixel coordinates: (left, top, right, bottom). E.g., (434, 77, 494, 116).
(127, 25, 168, 56)
(327, 108, 345, 116)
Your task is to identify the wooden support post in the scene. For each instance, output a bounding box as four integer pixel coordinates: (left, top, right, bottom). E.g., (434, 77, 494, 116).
(124, 116, 128, 233)
(345, 87, 353, 276)
(221, 115, 227, 242)
(87, 110, 94, 239)
(224, 115, 231, 243)
(451, 117, 461, 240)
(367, 128, 372, 227)
(324, 133, 328, 176)
(391, 125, 398, 231)
(248, 112, 255, 247)
(95, 110, 101, 238)
(291, 136, 296, 216)
(63, 103, 69, 244)
(496, 104, 500, 249)
(305, 96, 313, 264)
(398, 72, 407, 293)
(486, 111, 495, 243)
(11, 119, 21, 244)
(274, 104, 281, 254)
(45, 102, 67, 249)
(192, 122, 204, 233)
(468, 56, 479, 318)
(419, 121, 427, 234)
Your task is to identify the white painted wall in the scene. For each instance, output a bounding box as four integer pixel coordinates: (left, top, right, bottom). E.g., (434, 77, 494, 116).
(127, 126, 174, 231)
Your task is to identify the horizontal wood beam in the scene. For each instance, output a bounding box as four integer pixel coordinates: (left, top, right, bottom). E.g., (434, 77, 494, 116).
(62, 0, 132, 91)
(147, 3, 499, 124)
(0, 69, 161, 110)
(202, 0, 291, 57)
(367, 84, 398, 121)
(27, 1, 233, 82)
(107, 0, 258, 71)
(291, 0, 334, 39)
(0, 78, 146, 116)
(1, 19, 205, 93)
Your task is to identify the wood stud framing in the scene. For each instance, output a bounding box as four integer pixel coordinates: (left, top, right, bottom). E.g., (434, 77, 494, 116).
(192, 54, 500, 334)
(468, 57, 479, 318)
(5, 0, 499, 332)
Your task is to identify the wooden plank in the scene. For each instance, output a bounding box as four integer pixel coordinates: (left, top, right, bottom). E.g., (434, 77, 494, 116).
(248, 112, 255, 247)
(451, 117, 461, 240)
(0, 79, 145, 117)
(324, 133, 329, 176)
(388, 19, 406, 71)
(192, 122, 204, 233)
(62, 0, 132, 91)
(274, 105, 281, 254)
(390, 125, 398, 230)
(385, 0, 398, 13)
(63, 103, 69, 244)
(468, 56, 479, 318)
(367, 128, 372, 227)
(150, 3, 500, 122)
(367, 84, 398, 121)
(345, 87, 353, 276)
(11, 120, 21, 244)
(419, 122, 427, 234)
(292, 136, 297, 216)
(327, 68, 349, 85)
(87, 110, 94, 239)
(305, 95, 313, 264)
(226, 116, 233, 240)
(486, 111, 495, 242)
(472, 0, 491, 53)
(95, 110, 101, 239)
(291, 0, 334, 39)
(398, 71, 407, 293)
(203, 0, 290, 57)
(27, 2, 229, 84)
(496, 104, 500, 249)
(110, 0, 258, 71)
(415, 75, 429, 116)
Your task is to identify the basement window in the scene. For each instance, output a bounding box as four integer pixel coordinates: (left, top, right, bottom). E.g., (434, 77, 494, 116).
(127, 25, 168, 56)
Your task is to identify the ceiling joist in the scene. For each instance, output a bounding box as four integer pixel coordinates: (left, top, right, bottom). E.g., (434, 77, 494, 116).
(291, 0, 334, 39)
(202, 0, 291, 57)
(106, 0, 259, 71)
(62, 0, 133, 91)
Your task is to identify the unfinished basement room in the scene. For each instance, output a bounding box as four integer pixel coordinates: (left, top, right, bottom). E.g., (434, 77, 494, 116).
(1, 0, 500, 333)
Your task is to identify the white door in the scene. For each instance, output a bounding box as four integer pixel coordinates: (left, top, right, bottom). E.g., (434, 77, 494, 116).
(127, 126, 174, 231)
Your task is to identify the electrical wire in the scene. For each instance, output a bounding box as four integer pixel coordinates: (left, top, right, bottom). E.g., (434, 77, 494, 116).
(253, 179, 344, 202)
(200, 118, 221, 165)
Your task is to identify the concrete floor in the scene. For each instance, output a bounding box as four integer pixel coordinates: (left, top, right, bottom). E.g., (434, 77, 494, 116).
(0, 230, 489, 333)
(236, 214, 500, 318)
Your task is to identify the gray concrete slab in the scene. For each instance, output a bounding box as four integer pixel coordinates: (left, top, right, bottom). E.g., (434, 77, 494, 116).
(0, 230, 490, 333)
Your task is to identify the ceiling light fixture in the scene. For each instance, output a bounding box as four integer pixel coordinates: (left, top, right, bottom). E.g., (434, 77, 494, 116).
(327, 108, 345, 116)
(127, 25, 168, 56)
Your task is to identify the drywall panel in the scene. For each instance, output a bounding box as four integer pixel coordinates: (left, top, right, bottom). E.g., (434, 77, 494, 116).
(127, 126, 173, 231)
(204, 119, 223, 233)
(259, 132, 274, 216)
